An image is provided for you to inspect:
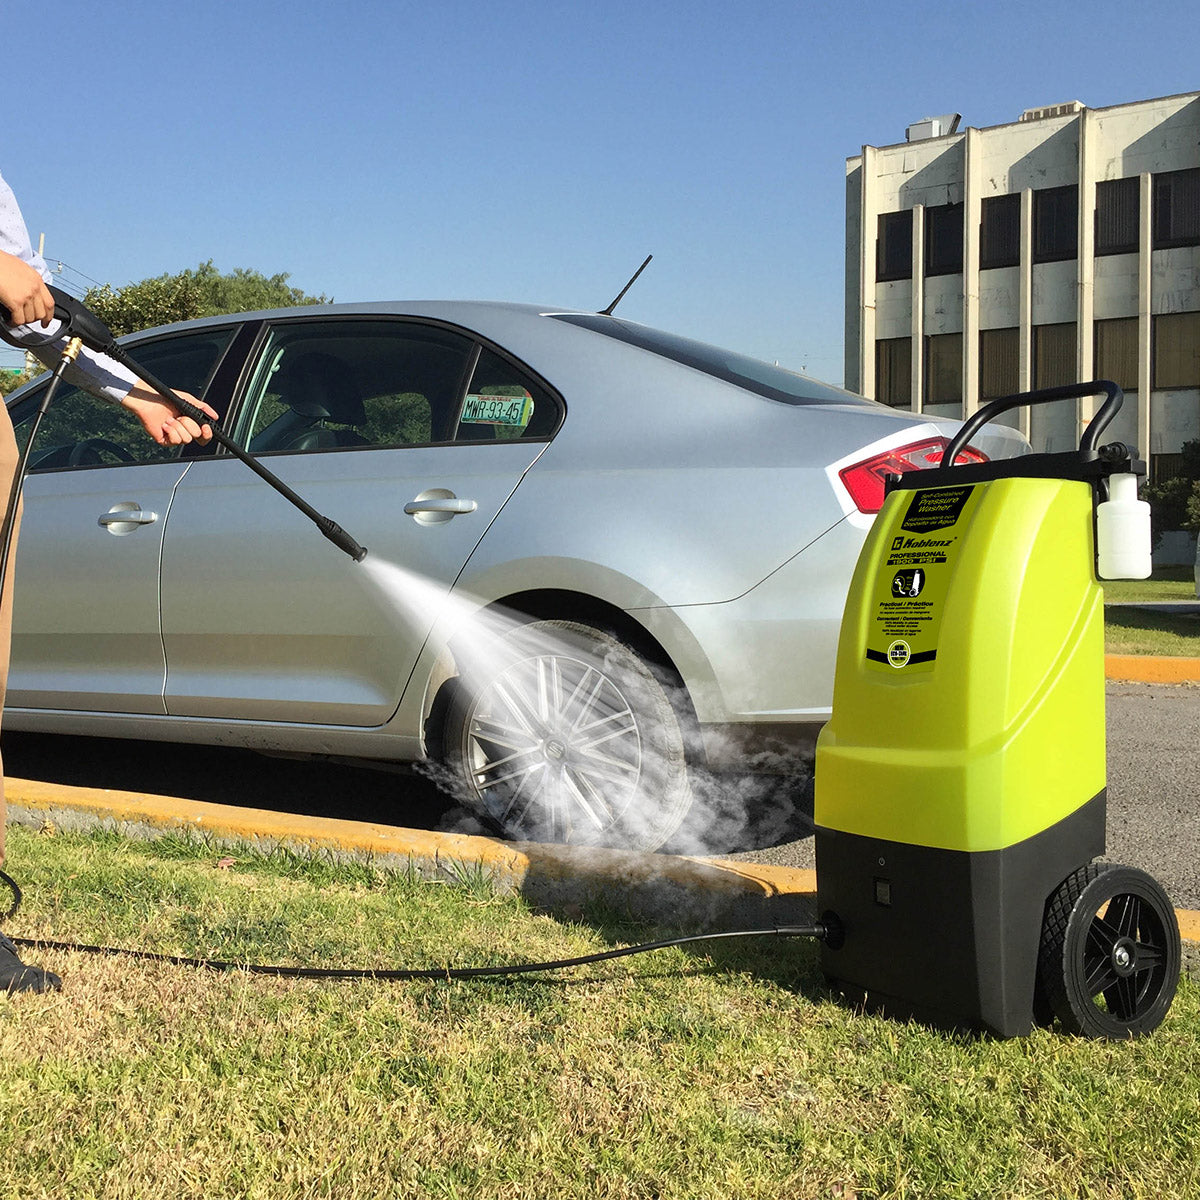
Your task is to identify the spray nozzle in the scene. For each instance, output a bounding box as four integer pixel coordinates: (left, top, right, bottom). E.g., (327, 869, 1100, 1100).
(316, 516, 368, 563)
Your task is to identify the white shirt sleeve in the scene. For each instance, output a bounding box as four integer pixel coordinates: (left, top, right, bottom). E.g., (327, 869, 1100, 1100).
(0, 168, 139, 403)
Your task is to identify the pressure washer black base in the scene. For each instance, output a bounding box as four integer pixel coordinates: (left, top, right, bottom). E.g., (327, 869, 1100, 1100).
(817, 796, 1105, 1036)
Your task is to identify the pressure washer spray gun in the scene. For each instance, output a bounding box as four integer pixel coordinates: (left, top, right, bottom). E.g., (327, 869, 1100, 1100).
(0, 287, 368, 574)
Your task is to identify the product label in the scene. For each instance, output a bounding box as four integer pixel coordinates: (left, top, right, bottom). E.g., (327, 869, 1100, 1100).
(866, 485, 977, 672)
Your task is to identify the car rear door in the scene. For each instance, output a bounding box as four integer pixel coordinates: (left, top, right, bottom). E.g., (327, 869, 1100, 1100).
(158, 317, 558, 727)
(6, 327, 238, 714)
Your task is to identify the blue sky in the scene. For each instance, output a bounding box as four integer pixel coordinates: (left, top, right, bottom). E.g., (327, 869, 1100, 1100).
(4, 0, 1199, 383)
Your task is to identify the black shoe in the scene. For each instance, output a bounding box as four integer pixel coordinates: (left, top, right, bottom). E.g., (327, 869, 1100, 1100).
(0, 931, 62, 994)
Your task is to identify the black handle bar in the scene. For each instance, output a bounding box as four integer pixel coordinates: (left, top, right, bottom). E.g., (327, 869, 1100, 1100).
(941, 380, 1124, 470)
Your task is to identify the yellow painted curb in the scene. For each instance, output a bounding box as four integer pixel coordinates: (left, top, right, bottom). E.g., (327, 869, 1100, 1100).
(1105, 655, 1200, 683)
(4, 777, 812, 912)
(5, 777, 1196, 945)
(1177, 909, 1200, 945)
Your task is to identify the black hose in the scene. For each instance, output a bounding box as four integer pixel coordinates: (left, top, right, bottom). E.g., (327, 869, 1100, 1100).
(0, 866, 829, 980)
(0, 341, 80, 597)
(6, 924, 829, 982)
(0, 869, 21, 922)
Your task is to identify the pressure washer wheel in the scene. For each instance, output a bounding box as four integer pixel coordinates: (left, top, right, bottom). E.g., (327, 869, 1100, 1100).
(442, 619, 694, 851)
(1038, 862, 1181, 1039)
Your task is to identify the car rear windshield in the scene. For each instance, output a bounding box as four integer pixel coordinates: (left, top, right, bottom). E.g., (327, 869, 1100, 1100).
(549, 313, 875, 408)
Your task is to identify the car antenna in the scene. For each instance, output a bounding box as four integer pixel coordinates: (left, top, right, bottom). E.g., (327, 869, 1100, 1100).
(600, 254, 652, 315)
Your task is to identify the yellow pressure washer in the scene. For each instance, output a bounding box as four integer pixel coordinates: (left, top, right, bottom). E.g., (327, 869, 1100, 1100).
(815, 380, 1182, 1039)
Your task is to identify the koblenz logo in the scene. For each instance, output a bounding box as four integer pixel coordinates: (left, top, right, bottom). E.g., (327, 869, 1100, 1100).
(891, 535, 953, 551)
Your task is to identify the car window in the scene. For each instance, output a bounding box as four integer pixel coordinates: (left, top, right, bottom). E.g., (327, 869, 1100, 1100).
(453, 346, 561, 442)
(550, 312, 877, 408)
(238, 320, 478, 453)
(8, 328, 235, 471)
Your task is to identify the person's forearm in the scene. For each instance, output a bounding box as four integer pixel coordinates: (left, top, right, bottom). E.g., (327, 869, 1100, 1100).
(0, 169, 138, 403)
(19, 333, 140, 403)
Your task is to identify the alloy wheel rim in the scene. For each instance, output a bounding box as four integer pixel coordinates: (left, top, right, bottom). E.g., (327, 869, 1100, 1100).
(463, 651, 643, 841)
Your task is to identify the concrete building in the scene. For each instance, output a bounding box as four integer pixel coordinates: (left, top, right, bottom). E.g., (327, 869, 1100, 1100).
(845, 91, 1200, 495)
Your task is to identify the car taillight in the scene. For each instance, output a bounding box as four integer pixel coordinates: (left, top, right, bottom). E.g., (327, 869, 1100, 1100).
(838, 437, 988, 514)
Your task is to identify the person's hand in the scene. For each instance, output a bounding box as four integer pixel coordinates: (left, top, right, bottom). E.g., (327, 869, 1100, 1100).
(0, 250, 55, 326)
(120, 384, 219, 446)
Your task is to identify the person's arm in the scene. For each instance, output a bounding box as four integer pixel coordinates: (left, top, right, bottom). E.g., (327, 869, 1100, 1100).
(0, 249, 54, 327)
(120, 382, 218, 447)
(0, 171, 216, 445)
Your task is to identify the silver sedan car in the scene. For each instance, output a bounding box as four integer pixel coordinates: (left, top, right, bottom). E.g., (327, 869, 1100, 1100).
(4, 303, 1025, 850)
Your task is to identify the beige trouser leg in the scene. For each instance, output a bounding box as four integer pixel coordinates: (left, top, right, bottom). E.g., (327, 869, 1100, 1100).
(0, 401, 22, 866)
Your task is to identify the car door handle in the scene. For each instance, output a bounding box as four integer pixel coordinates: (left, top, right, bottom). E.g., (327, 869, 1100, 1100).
(404, 496, 478, 517)
(98, 506, 159, 529)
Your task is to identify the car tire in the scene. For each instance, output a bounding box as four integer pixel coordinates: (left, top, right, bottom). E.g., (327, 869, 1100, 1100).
(441, 619, 694, 851)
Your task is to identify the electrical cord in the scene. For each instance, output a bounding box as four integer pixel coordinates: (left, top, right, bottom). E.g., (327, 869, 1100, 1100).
(0, 866, 830, 981)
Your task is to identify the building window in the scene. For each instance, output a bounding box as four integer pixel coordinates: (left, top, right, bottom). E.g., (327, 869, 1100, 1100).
(1153, 311, 1200, 388)
(1094, 317, 1139, 392)
(1095, 178, 1139, 256)
(877, 211, 912, 281)
(1152, 168, 1200, 249)
(924, 203, 963, 276)
(1033, 322, 1077, 388)
(980, 195, 1020, 269)
(980, 327, 1020, 400)
(1033, 185, 1078, 262)
(925, 333, 963, 405)
(1150, 453, 1186, 486)
(875, 337, 912, 406)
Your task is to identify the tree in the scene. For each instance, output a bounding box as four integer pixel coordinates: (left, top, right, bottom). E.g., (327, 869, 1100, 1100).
(1141, 438, 1200, 547)
(82, 261, 329, 337)
(0, 368, 31, 398)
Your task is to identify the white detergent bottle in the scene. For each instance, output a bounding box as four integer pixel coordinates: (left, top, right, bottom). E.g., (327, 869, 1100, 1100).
(1096, 473, 1152, 580)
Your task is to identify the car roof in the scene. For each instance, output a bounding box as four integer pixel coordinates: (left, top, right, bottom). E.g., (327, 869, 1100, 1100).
(127, 300, 872, 413)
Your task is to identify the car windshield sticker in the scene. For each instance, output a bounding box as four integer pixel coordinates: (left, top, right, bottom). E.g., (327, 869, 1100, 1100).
(461, 391, 533, 428)
(865, 484, 978, 672)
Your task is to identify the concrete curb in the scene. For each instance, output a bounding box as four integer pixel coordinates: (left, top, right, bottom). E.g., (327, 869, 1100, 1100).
(5, 778, 819, 931)
(1105, 655, 1200, 683)
(5, 776, 1196, 978)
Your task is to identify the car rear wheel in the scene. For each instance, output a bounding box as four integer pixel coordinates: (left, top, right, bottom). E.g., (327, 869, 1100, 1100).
(442, 619, 694, 850)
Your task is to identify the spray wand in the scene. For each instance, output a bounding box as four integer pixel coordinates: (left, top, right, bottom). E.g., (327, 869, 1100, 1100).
(2, 288, 368, 563)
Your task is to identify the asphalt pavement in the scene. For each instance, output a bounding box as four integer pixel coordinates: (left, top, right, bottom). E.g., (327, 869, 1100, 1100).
(727, 679, 1200, 913)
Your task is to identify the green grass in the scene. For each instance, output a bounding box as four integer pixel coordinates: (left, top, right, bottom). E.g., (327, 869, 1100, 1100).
(2, 823, 1199, 1200)
(1102, 565, 1196, 604)
(1105, 607, 1200, 656)
(1103, 567, 1200, 656)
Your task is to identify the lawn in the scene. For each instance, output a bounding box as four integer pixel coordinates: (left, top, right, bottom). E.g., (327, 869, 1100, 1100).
(1105, 607, 1200, 656)
(1, 823, 1197, 1199)
(1102, 565, 1196, 604)
(1104, 567, 1200, 656)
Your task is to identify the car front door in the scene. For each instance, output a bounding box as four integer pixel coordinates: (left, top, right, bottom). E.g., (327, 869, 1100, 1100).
(6, 327, 238, 714)
(158, 317, 559, 727)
